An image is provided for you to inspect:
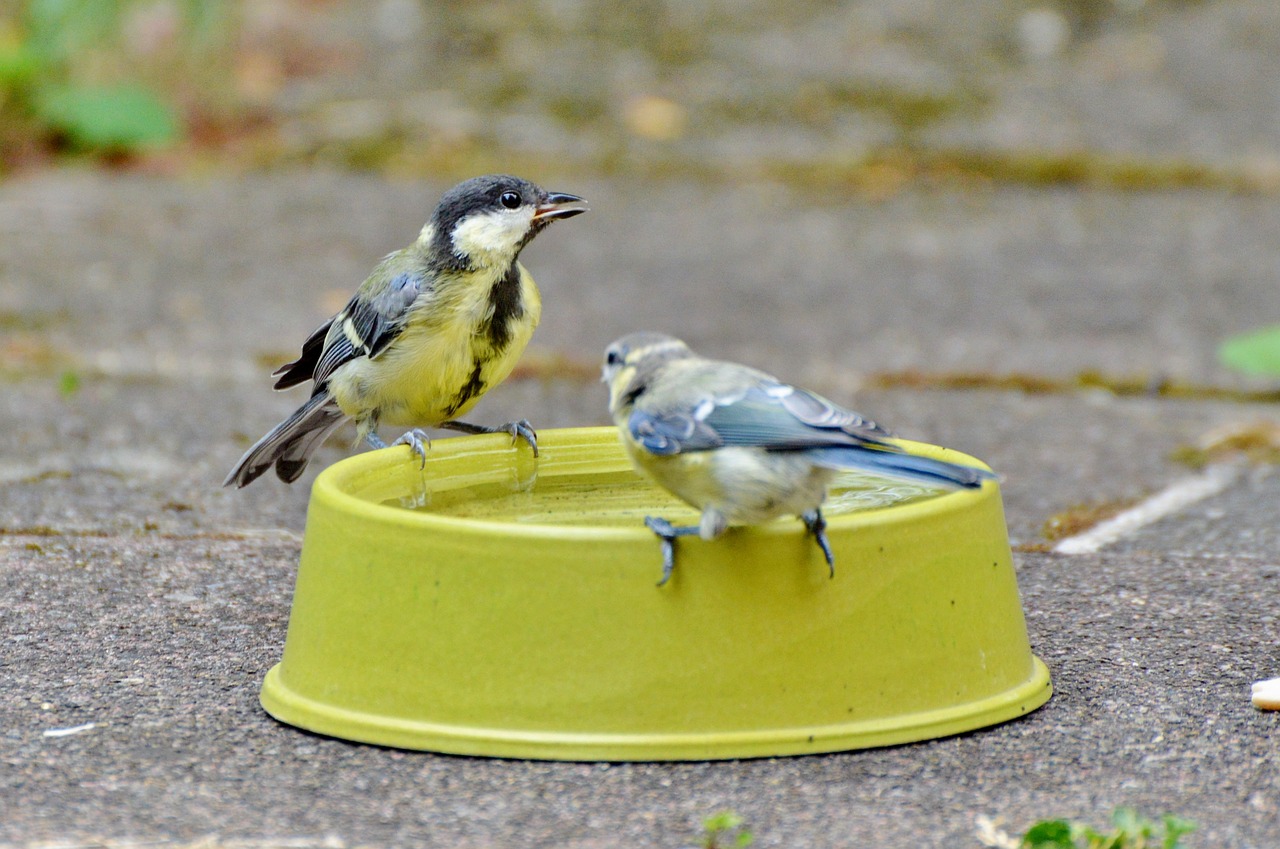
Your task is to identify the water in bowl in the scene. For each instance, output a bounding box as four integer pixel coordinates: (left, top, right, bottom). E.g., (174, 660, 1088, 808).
(389, 467, 950, 529)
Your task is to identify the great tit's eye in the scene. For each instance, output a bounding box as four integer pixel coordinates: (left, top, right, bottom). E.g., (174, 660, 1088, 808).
(499, 191, 521, 210)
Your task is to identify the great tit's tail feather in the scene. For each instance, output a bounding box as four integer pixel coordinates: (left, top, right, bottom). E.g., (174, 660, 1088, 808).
(272, 403, 347, 483)
(224, 392, 347, 488)
(807, 446, 994, 489)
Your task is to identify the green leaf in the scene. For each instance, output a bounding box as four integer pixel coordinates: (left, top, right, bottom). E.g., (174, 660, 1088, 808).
(703, 811, 744, 833)
(25, 0, 123, 65)
(1110, 807, 1153, 838)
(1220, 325, 1280, 376)
(35, 82, 178, 149)
(57, 370, 81, 397)
(1022, 819, 1076, 848)
(0, 39, 42, 87)
(1161, 815, 1197, 849)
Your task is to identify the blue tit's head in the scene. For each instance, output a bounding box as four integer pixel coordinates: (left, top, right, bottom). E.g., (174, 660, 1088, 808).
(427, 175, 586, 269)
(602, 332, 694, 412)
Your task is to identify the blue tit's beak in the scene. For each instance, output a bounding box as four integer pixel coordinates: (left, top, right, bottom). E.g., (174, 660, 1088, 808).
(534, 192, 588, 221)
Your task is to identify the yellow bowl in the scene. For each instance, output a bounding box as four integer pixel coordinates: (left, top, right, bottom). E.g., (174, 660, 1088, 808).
(260, 426, 1050, 760)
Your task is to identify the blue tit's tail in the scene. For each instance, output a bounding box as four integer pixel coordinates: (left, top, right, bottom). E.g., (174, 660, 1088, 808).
(224, 391, 347, 487)
(805, 445, 995, 489)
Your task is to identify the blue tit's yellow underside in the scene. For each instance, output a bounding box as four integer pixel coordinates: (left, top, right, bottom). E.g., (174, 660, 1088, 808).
(621, 439, 837, 538)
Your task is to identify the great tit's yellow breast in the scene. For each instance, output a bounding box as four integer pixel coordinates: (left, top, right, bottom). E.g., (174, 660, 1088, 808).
(333, 262, 540, 428)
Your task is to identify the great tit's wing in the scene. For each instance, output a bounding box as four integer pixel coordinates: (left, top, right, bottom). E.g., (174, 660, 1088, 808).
(272, 317, 334, 389)
(695, 382, 897, 450)
(310, 267, 426, 387)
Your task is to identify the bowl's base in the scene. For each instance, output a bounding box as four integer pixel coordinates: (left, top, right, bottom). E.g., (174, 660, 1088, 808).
(260, 658, 1051, 761)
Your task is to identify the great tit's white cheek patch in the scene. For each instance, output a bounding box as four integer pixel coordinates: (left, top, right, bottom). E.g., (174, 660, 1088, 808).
(451, 208, 535, 265)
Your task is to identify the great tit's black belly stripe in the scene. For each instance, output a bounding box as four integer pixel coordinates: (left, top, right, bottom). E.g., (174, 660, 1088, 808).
(483, 263, 526, 350)
(447, 360, 487, 417)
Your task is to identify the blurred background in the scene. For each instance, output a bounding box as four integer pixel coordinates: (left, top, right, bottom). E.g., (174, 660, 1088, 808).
(4, 0, 1279, 191)
(5, 5, 1280, 846)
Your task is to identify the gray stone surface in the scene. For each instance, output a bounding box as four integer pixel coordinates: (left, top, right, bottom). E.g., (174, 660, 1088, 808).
(3, 540, 1279, 848)
(2, 169, 1278, 849)
(4, 0, 1280, 843)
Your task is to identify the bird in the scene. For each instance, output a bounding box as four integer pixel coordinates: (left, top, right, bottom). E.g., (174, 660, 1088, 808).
(225, 174, 587, 488)
(601, 332, 996, 585)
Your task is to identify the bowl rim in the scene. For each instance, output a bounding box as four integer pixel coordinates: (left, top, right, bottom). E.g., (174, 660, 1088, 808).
(311, 425, 998, 543)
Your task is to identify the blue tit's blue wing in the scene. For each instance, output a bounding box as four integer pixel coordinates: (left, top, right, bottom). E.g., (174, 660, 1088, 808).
(772, 384, 892, 438)
(627, 402, 724, 455)
(698, 382, 897, 451)
(804, 445, 995, 488)
(627, 380, 894, 455)
(311, 270, 425, 387)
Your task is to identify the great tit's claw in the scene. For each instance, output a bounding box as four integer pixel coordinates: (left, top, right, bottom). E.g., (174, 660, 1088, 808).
(508, 419, 539, 457)
(442, 419, 539, 457)
(392, 428, 432, 468)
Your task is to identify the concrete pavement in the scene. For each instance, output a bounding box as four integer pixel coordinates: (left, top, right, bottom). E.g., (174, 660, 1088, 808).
(0, 171, 1277, 848)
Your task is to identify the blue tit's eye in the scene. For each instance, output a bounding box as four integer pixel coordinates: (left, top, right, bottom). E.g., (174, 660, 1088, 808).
(606, 349, 624, 366)
(500, 191, 521, 210)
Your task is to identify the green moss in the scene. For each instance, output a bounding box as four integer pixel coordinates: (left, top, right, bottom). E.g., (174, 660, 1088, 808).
(935, 149, 1239, 191)
(827, 83, 986, 134)
(544, 94, 607, 128)
(1043, 496, 1140, 542)
(870, 368, 1280, 404)
(0, 309, 65, 331)
(1171, 422, 1280, 468)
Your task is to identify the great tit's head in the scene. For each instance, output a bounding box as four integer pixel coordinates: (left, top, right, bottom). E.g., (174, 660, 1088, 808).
(602, 332, 694, 411)
(427, 175, 587, 269)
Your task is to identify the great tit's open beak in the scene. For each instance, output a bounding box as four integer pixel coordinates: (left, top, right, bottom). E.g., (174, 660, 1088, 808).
(534, 192, 588, 221)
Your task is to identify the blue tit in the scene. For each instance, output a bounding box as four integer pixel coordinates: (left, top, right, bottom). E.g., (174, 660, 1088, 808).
(602, 332, 996, 585)
(225, 175, 587, 488)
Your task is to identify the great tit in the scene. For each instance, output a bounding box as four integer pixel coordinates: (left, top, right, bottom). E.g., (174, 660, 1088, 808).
(602, 332, 996, 585)
(226, 175, 587, 488)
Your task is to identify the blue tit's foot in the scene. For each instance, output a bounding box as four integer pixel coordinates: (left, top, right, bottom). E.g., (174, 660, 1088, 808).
(442, 418, 539, 457)
(392, 428, 432, 469)
(644, 516, 700, 587)
(801, 509, 835, 578)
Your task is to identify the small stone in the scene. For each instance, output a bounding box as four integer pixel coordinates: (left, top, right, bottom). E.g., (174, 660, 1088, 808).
(1250, 676, 1280, 710)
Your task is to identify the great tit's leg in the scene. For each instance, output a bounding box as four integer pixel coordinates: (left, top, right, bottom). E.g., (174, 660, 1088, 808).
(442, 419, 539, 457)
(391, 429, 432, 469)
(644, 516, 699, 587)
(364, 432, 388, 449)
(801, 509, 835, 578)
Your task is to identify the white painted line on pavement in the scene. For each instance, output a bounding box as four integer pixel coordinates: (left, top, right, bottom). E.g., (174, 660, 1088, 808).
(43, 722, 100, 738)
(1052, 463, 1242, 555)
